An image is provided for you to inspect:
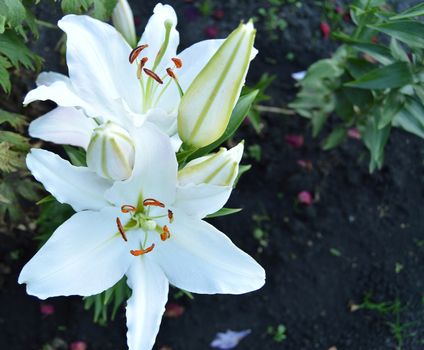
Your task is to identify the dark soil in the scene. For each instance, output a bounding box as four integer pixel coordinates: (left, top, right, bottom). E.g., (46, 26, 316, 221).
(2, 0, 424, 349)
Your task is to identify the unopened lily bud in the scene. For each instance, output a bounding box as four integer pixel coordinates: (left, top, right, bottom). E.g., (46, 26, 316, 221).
(178, 21, 256, 148)
(86, 121, 135, 181)
(178, 142, 244, 187)
(112, 0, 137, 48)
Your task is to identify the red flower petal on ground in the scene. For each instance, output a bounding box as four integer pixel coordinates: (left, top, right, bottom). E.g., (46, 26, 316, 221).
(320, 22, 331, 39)
(285, 134, 304, 148)
(298, 191, 314, 205)
(165, 302, 185, 318)
(70, 341, 87, 350)
(205, 25, 219, 39)
(348, 128, 361, 139)
(40, 303, 54, 316)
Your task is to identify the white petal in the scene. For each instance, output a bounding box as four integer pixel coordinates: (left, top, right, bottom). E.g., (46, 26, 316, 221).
(18, 208, 133, 299)
(29, 107, 97, 149)
(105, 123, 177, 207)
(138, 4, 179, 74)
(26, 149, 111, 211)
(151, 214, 265, 294)
(23, 72, 91, 111)
(174, 183, 231, 219)
(58, 15, 141, 114)
(126, 257, 168, 350)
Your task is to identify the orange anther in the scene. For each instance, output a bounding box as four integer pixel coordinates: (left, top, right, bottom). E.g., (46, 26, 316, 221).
(129, 44, 148, 63)
(130, 243, 155, 256)
(166, 68, 177, 80)
(167, 209, 174, 223)
(121, 205, 136, 213)
(116, 217, 127, 242)
(137, 57, 149, 79)
(171, 57, 183, 69)
(143, 68, 163, 84)
(161, 225, 171, 241)
(143, 198, 165, 208)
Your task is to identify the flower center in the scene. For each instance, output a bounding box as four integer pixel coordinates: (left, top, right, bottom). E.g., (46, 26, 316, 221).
(116, 198, 174, 256)
(128, 21, 184, 113)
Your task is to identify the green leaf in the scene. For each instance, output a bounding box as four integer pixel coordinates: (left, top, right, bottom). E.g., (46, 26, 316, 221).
(206, 207, 242, 218)
(390, 3, 424, 20)
(91, 0, 117, 20)
(389, 38, 409, 62)
(0, 108, 27, 129)
(63, 145, 87, 166)
(183, 90, 259, 162)
(0, 31, 41, 70)
(61, 0, 91, 14)
(368, 21, 424, 48)
(0, 55, 11, 93)
(352, 43, 393, 65)
(346, 58, 376, 79)
(361, 114, 391, 173)
(0, 0, 26, 29)
(393, 97, 424, 139)
(322, 127, 347, 150)
(345, 62, 413, 90)
(0, 131, 30, 151)
(378, 91, 404, 129)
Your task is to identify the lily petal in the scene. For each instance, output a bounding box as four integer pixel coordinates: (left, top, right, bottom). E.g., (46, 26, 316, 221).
(29, 107, 97, 149)
(105, 123, 177, 207)
(151, 214, 265, 294)
(138, 3, 179, 75)
(58, 15, 141, 115)
(18, 208, 133, 299)
(126, 257, 168, 350)
(24, 72, 91, 112)
(174, 183, 231, 219)
(26, 149, 111, 211)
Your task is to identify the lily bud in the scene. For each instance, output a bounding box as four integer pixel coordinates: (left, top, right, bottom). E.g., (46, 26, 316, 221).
(178, 142, 244, 187)
(178, 21, 256, 148)
(86, 121, 135, 181)
(112, 0, 137, 48)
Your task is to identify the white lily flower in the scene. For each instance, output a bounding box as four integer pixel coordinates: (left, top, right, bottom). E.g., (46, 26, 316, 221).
(112, 0, 137, 48)
(24, 3, 227, 153)
(178, 21, 257, 148)
(19, 125, 265, 350)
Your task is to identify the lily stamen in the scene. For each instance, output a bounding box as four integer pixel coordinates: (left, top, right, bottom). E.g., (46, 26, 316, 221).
(160, 225, 171, 241)
(129, 44, 149, 63)
(168, 209, 174, 223)
(130, 243, 155, 256)
(121, 204, 137, 213)
(143, 68, 164, 84)
(116, 217, 128, 242)
(143, 198, 165, 208)
(171, 57, 183, 69)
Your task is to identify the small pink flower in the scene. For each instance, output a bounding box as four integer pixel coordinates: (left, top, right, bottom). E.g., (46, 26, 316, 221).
(285, 134, 304, 148)
(298, 191, 313, 205)
(348, 128, 361, 139)
(164, 302, 185, 318)
(320, 22, 331, 39)
(40, 303, 54, 316)
(70, 341, 87, 350)
(205, 25, 219, 39)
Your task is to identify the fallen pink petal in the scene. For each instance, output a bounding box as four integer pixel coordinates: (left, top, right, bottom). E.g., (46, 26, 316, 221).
(348, 128, 361, 139)
(40, 303, 54, 316)
(285, 134, 304, 148)
(164, 302, 185, 318)
(210, 329, 251, 349)
(70, 341, 87, 350)
(298, 191, 314, 205)
(205, 25, 219, 39)
(320, 22, 331, 38)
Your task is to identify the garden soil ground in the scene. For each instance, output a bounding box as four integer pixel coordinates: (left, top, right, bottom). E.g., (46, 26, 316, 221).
(1, 0, 424, 349)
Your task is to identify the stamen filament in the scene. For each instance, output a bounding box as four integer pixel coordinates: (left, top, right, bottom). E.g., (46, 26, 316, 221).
(166, 68, 184, 97)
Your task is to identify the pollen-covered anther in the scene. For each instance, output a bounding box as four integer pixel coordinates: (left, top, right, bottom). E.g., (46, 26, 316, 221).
(143, 198, 165, 208)
(129, 44, 149, 63)
(161, 225, 171, 241)
(168, 209, 174, 223)
(166, 68, 177, 80)
(121, 205, 136, 213)
(171, 57, 183, 69)
(130, 243, 155, 256)
(116, 217, 128, 242)
(143, 68, 164, 84)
